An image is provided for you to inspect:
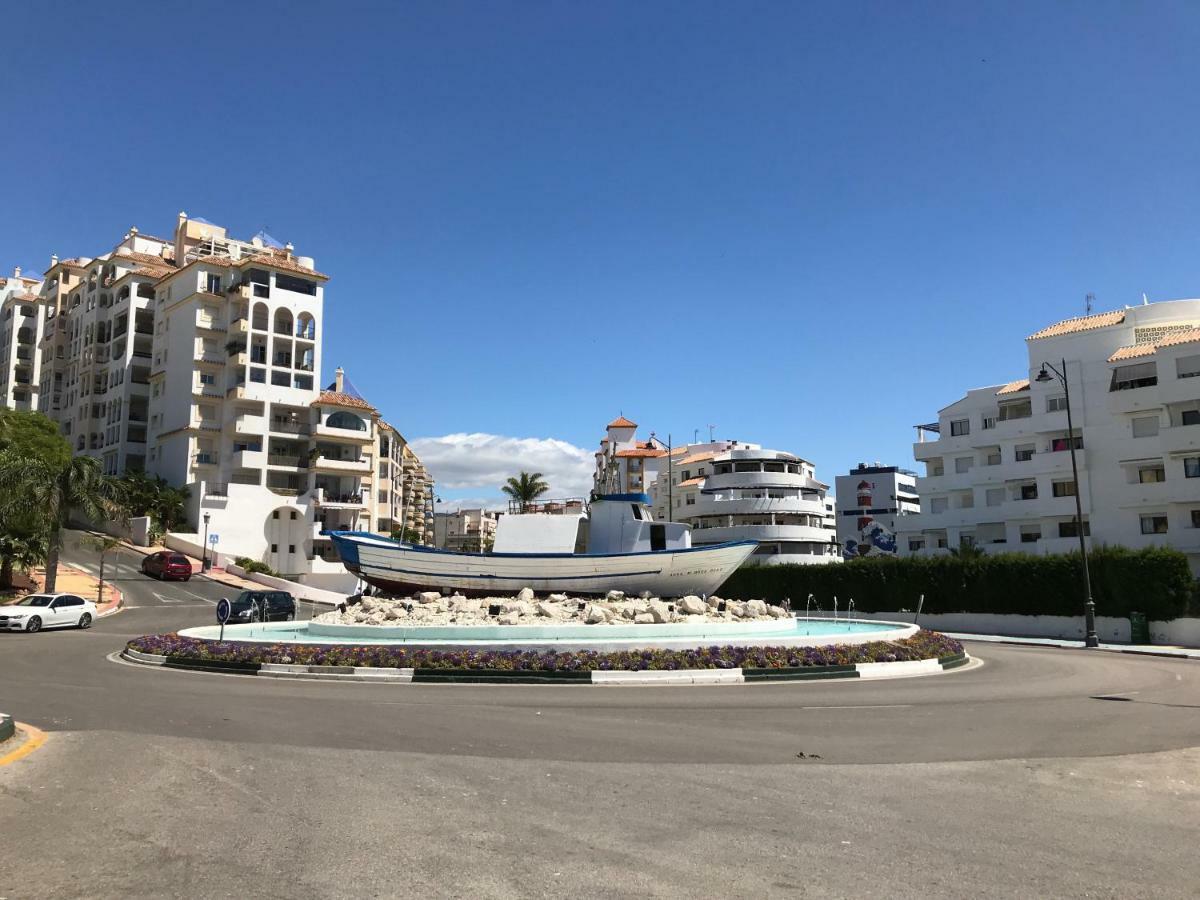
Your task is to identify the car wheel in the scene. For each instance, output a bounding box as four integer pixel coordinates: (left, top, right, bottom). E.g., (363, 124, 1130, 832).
(78, 613, 92, 629)
(26, 616, 42, 633)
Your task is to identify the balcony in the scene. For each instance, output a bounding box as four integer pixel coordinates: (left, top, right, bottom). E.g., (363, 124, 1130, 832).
(267, 454, 308, 469)
(313, 455, 370, 474)
(229, 415, 265, 434)
(1161, 424, 1200, 457)
(314, 488, 366, 509)
(196, 313, 227, 332)
(314, 421, 372, 442)
(1106, 386, 1161, 416)
(231, 449, 265, 469)
(193, 452, 219, 466)
(268, 419, 310, 436)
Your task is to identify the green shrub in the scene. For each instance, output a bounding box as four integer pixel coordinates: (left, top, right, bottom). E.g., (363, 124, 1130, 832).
(233, 556, 281, 578)
(719, 546, 1198, 621)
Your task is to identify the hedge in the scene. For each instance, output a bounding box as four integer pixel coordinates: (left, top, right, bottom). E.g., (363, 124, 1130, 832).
(719, 546, 1199, 621)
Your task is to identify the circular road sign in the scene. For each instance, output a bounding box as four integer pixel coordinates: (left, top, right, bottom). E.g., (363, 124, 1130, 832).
(216, 598, 231, 625)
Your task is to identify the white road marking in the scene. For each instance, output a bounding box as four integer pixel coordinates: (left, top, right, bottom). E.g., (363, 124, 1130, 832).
(800, 705, 913, 710)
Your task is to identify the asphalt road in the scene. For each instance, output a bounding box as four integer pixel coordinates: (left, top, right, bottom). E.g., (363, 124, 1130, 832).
(1, 531, 1198, 898)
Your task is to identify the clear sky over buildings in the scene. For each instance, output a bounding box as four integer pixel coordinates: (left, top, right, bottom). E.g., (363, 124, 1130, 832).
(4, 2, 1199, 507)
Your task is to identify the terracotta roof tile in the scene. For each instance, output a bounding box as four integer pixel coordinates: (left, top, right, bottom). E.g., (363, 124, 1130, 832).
(615, 447, 666, 458)
(133, 264, 173, 280)
(995, 379, 1030, 395)
(678, 476, 705, 487)
(235, 250, 328, 280)
(1028, 309, 1126, 340)
(678, 452, 714, 465)
(1108, 344, 1158, 362)
(115, 250, 176, 268)
(312, 390, 378, 413)
(1155, 327, 1200, 350)
(607, 415, 637, 428)
(1108, 327, 1200, 362)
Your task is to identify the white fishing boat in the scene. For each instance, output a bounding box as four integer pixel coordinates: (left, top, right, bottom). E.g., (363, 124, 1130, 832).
(329, 493, 756, 598)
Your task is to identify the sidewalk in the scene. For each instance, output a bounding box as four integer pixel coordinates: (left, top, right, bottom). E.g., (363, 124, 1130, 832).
(112, 539, 263, 593)
(948, 632, 1200, 660)
(0, 563, 123, 616)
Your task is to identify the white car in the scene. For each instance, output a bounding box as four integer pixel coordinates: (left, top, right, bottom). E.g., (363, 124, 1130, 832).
(0, 593, 98, 633)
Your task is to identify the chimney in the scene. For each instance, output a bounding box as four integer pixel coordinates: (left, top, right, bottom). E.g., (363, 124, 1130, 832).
(284, 242, 294, 259)
(50, 254, 58, 268)
(334, 366, 344, 392)
(179, 210, 187, 224)
(130, 226, 139, 235)
(12, 266, 20, 278)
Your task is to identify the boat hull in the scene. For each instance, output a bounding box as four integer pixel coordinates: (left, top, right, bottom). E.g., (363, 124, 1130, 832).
(328, 532, 758, 598)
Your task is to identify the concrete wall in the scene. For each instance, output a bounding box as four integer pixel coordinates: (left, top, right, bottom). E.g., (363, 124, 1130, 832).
(225, 564, 345, 605)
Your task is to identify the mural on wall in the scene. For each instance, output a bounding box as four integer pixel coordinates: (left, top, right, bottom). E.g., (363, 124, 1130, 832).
(842, 480, 898, 558)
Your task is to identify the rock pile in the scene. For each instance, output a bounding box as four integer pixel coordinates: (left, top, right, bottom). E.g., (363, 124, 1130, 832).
(313, 588, 791, 627)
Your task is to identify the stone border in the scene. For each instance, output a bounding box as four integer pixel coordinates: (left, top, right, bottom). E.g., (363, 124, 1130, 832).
(0, 713, 14, 743)
(119, 648, 969, 684)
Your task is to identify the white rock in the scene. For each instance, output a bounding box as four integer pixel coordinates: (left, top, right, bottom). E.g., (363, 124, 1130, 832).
(747, 599, 769, 618)
(549, 593, 569, 602)
(648, 600, 671, 624)
(706, 595, 722, 608)
(678, 595, 707, 616)
(584, 604, 608, 625)
(606, 590, 626, 601)
(417, 591, 441, 604)
(516, 587, 535, 602)
(633, 612, 655, 624)
(768, 605, 791, 618)
(498, 611, 520, 625)
(537, 601, 560, 618)
(639, 590, 653, 600)
(728, 601, 748, 619)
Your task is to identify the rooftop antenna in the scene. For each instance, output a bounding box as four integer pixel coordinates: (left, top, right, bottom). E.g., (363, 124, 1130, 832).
(708, 423, 716, 442)
(1142, 293, 1149, 306)
(1085, 292, 1094, 314)
(693, 428, 699, 444)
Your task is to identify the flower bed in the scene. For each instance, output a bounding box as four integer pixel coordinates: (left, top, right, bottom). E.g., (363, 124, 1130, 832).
(126, 630, 963, 672)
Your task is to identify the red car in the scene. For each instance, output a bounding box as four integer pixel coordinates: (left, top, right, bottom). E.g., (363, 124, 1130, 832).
(141, 551, 194, 581)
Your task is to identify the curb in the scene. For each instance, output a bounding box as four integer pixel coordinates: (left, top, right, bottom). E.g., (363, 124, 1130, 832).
(949, 633, 1200, 660)
(119, 649, 969, 685)
(0, 713, 13, 743)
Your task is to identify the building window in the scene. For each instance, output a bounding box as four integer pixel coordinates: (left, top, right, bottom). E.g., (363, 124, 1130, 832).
(1050, 436, 1083, 452)
(1046, 395, 1068, 413)
(1015, 445, 1035, 462)
(981, 416, 996, 430)
(1020, 483, 1038, 500)
(288, 545, 295, 554)
(1182, 409, 1200, 427)
(1177, 355, 1200, 379)
(1140, 515, 1168, 535)
(271, 543, 279, 553)
(290, 511, 298, 520)
(930, 497, 948, 514)
(1020, 528, 1040, 543)
(936, 537, 948, 549)
(1192, 510, 1200, 528)
(1052, 480, 1077, 498)
(954, 457, 973, 474)
(949, 419, 970, 437)
(908, 539, 924, 552)
(1131, 416, 1160, 438)
(1139, 466, 1166, 484)
(1186, 457, 1200, 478)
(1059, 520, 1091, 538)
(272, 510, 279, 519)
(986, 488, 1004, 507)
(985, 451, 1001, 466)
(1111, 362, 1158, 391)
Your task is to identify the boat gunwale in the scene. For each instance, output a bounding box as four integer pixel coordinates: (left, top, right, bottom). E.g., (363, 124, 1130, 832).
(328, 530, 759, 560)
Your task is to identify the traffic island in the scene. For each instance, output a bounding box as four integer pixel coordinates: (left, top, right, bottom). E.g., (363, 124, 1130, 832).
(119, 631, 969, 685)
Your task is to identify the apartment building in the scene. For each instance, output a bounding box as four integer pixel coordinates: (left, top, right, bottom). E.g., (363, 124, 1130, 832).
(0, 266, 45, 410)
(593, 417, 839, 565)
(7, 212, 432, 590)
(434, 507, 498, 552)
(834, 463, 920, 558)
(896, 298, 1200, 572)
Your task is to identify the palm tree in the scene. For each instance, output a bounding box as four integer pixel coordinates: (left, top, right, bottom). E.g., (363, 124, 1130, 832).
(0, 453, 121, 593)
(0, 532, 46, 590)
(948, 540, 986, 560)
(501, 471, 550, 512)
(78, 534, 124, 607)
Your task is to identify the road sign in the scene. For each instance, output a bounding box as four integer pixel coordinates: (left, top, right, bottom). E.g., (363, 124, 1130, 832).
(209, 533, 220, 545)
(216, 597, 231, 640)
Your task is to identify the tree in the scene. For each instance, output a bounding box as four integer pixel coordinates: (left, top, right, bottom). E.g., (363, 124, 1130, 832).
(501, 472, 550, 512)
(78, 534, 123, 607)
(0, 410, 70, 589)
(115, 471, 190, 534)
(0, 532, 46, 590)
(0, 453, 121, 593)
(948, 540, 986, 560)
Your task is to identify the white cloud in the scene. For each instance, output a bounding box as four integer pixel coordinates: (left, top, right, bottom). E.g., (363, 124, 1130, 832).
(408, 433, 594, 502)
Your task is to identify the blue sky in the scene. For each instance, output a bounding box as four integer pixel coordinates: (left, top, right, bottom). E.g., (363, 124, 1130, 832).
(3, 1, 1199, 507)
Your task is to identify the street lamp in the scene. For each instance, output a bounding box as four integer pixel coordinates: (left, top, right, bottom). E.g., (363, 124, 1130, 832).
(1035, 359, 1098, 648)
(201, 511, 212, 572)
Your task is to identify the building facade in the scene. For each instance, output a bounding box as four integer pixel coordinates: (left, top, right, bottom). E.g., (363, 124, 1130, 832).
(834, 463, 920, 558)
(7, 213, 432, 589)
(434, 507, 498, 552)
(593, 417, 839, 566)
(0, 266, 46, 411)
(896, 299, 1200, 572)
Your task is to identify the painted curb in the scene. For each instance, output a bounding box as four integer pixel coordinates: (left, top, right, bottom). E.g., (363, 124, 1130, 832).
(0, 713, 13, 743)
(119, 649, 969, 685)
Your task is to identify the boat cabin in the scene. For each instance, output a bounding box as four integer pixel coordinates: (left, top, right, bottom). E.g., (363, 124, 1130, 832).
(491, 493, 692, 555)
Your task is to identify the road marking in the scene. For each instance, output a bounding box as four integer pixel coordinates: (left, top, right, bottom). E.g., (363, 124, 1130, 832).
(0, 723, 48, 767)
(800, 705, 913, 710)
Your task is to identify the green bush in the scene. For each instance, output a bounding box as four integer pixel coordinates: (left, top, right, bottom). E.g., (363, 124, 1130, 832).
(233, 556, 281, 578)
(719, 546, 1199, 621)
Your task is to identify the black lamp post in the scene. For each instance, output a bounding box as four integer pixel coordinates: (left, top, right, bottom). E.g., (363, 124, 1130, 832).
(201, 511, 212, 572)
(1035, 358, 1098, 648)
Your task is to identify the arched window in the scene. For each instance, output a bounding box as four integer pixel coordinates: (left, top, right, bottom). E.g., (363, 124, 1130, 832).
(326, 411, 366, 431)
(252, 302, 269, 330)
(296, 312, 315, 340)
(273, 308, 293, 335)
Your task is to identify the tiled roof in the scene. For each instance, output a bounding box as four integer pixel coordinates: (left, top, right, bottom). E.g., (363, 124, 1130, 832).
(1108, 327, 1200, 362)
(312, 390, 377, 412)
(615, 447, 666, 458)
(237, 250, 328, 280)
(678, 452, 714, 466)
(1027, 309, 1126, 340)
(678, 476, 705, 487)
(116, 250, 176, 268)
(607, 415, 637, 428)
(995, 379, 1030, 396)
(133, 264, 173, 280)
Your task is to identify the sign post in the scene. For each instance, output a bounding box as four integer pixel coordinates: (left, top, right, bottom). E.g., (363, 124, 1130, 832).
(216, 597, 231, 641)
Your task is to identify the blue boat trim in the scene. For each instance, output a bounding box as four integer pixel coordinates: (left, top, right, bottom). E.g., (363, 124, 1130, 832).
(594, 492, 653, 504)
(329, 531, 758, 560)
(354, 564, 665, 582)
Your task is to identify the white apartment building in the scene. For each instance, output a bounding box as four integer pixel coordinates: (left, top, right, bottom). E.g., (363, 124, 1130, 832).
(9, 212, 432, 590)
(593, 417, 839, 566)
(0, 266, 45, 410)
(896, 299, 1200, 572)
(434, 508, 498, 552)
(835, 463, 920, 558)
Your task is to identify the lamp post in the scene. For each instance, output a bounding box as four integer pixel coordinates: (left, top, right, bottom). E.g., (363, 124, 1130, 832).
(201, 511, 211, 572)
(1035, 358, 1098, 648)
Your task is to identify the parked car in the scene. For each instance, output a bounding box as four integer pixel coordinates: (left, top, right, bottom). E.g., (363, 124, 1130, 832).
(0, 593, 97, 633)
(141, 551, 193, 581)
(225, 590, 297, 623)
